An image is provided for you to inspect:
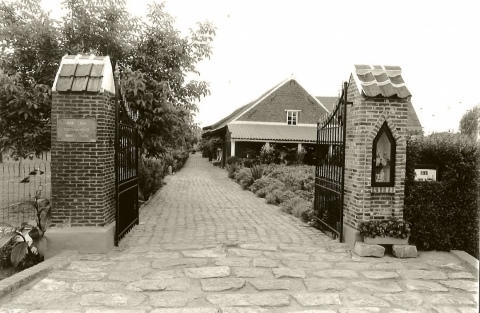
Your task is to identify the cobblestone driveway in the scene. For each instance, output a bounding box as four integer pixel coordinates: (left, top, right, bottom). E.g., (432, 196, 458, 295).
(0, 154, 478, 312)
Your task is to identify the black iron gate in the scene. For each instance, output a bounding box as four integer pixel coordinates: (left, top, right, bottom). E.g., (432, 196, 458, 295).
(114, 84, 139, 246)
(314, 82, 351, 241)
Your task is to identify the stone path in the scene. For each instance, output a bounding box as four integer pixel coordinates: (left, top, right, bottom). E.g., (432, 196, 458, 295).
(0, 154, 478, 312)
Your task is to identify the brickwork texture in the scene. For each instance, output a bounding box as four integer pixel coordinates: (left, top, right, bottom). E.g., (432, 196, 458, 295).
(51, 92, 116, 227)
(343, 75, 409, 229)
(236, 79, 327, 124)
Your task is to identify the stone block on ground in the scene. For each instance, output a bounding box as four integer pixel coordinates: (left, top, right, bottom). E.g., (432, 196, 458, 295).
(80, 293, 147, 307)
(149, 294, 200, 307)
(206, 294, 290, 307)
(150, 309, 218, 313)
(127, 279, 191, 292)
(292, 293, 341, 306)
(238, 243, 277, 251)
(392, 245, 418, 258)
(184, 266, 231, 279)
(272, 267, 306, 278)
(232, 267, 273, 278)
(304, 278, 347, 291)
(201, 278, 246, 291)
(354, 242, 385, 258)
(221, 308, 271, 313)
(249, 279, 291, 291)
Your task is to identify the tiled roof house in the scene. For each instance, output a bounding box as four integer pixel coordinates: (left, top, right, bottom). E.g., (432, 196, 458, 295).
(202, 79, 331, 166)
(203, 67, 423, 167)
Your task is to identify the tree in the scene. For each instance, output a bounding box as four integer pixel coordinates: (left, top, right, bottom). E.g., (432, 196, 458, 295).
(0, 0, 62, 156)
(0, 0, 215, 158)
(459, 104, 479, 140)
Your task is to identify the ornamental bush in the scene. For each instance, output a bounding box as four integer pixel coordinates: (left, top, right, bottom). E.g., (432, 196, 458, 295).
(234, 168, 254, 190)
(226, 163, 238, 179)
(404, 133, 479, 258)
(249, 177, 286, 196)
(138, 158, 165, 201)
(172, 149, 189, 171)
(228, 162, 316, 224)
(258, 144, 279, 164)
(227, 156, 242, 165)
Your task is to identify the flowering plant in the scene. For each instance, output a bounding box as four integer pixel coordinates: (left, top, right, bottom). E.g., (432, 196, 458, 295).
(359, 216, 411, 239)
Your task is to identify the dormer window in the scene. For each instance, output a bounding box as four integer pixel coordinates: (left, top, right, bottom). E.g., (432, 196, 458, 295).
(287, 110, 299, 125)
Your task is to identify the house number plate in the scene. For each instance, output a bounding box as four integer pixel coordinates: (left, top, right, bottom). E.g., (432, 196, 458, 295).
(57, 118, 97, 142)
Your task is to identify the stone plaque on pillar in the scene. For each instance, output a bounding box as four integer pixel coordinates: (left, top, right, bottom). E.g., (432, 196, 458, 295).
(57, 118, 97, 142)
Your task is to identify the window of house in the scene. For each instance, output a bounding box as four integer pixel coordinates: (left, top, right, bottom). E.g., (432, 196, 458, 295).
(287, 110, 299, 125)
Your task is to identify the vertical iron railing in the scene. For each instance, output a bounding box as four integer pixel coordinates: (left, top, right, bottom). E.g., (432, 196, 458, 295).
(314, 82, 350, 241)
(114, 82, 139, 245)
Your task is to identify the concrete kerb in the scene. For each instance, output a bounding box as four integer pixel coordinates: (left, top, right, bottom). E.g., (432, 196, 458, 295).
(451, 250, 479, 277)
(0, 250, 78, 299)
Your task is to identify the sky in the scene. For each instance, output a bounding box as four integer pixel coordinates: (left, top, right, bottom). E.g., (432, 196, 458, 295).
(41, 0, 480, 134)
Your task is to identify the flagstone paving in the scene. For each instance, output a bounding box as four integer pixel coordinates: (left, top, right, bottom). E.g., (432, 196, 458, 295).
(0, 154, 478, 312)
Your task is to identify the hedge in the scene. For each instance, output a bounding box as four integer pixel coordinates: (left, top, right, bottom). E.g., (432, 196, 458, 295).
(138, 149, 190, 201)
(404, 133, 479, 258)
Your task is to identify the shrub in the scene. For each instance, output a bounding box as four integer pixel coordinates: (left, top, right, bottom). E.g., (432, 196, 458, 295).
(276, 189, 297, 203)
(404, 134, 479, 258)
(280, 197, 314, 222)
(249, 177, 285, 195)
(229, 160, 316, 224)
(280, 196, 303, 214)
(293, 201, 314, 222)
(0, 194, 52, 271)
(234, 168, 254, 190)
(226, 163, 238, 179)
(258, 144, 279, 164)
(295, 189, 314, 202)
(296, 147, 307, 164)
(250, 165, 264, 181)
(263, 164, 315, 193)
(227, 156, 242, 165)
(265, 193, 278, 205)
(172, 149, 189, 170)
(243, 158, 258, 168)
(139, 158, 165, 201)
(255, 189, 267, 198)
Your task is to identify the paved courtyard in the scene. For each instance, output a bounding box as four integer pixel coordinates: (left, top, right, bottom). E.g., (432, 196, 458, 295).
(0, 154, 478, 312)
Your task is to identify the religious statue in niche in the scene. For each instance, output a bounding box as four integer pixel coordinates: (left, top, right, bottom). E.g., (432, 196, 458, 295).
(372, 122, 395, 186)
(375, 146, 390, 182)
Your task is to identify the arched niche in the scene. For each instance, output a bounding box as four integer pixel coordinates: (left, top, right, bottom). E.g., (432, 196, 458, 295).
(372, 122, 396, 187)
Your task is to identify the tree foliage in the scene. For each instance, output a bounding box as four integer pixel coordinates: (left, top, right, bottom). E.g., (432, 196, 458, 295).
(0, 0, 215, 157)
(459, 104, 479, 140)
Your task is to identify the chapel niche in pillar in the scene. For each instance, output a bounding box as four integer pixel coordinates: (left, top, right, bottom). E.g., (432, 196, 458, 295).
(371, 122, 396, 187)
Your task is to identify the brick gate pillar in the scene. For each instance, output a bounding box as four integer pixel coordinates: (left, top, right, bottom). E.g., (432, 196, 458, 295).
(342, 65, 412, 249)
(46, 54, 116, 256)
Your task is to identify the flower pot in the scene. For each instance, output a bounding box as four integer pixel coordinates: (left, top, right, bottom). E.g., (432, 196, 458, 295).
(364, 236, 408, 245)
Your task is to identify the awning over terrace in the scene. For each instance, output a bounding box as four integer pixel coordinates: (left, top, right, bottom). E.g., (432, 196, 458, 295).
(228, 124, 317, 142)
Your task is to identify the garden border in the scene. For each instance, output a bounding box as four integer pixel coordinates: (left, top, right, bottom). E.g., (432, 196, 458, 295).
(0, 250, 78, 299)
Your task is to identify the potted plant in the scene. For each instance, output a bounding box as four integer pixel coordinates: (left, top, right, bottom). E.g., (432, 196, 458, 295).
(359, 215, 411, 245)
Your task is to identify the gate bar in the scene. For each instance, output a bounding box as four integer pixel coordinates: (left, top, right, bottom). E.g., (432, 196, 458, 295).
(338, 81, 349, 242)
